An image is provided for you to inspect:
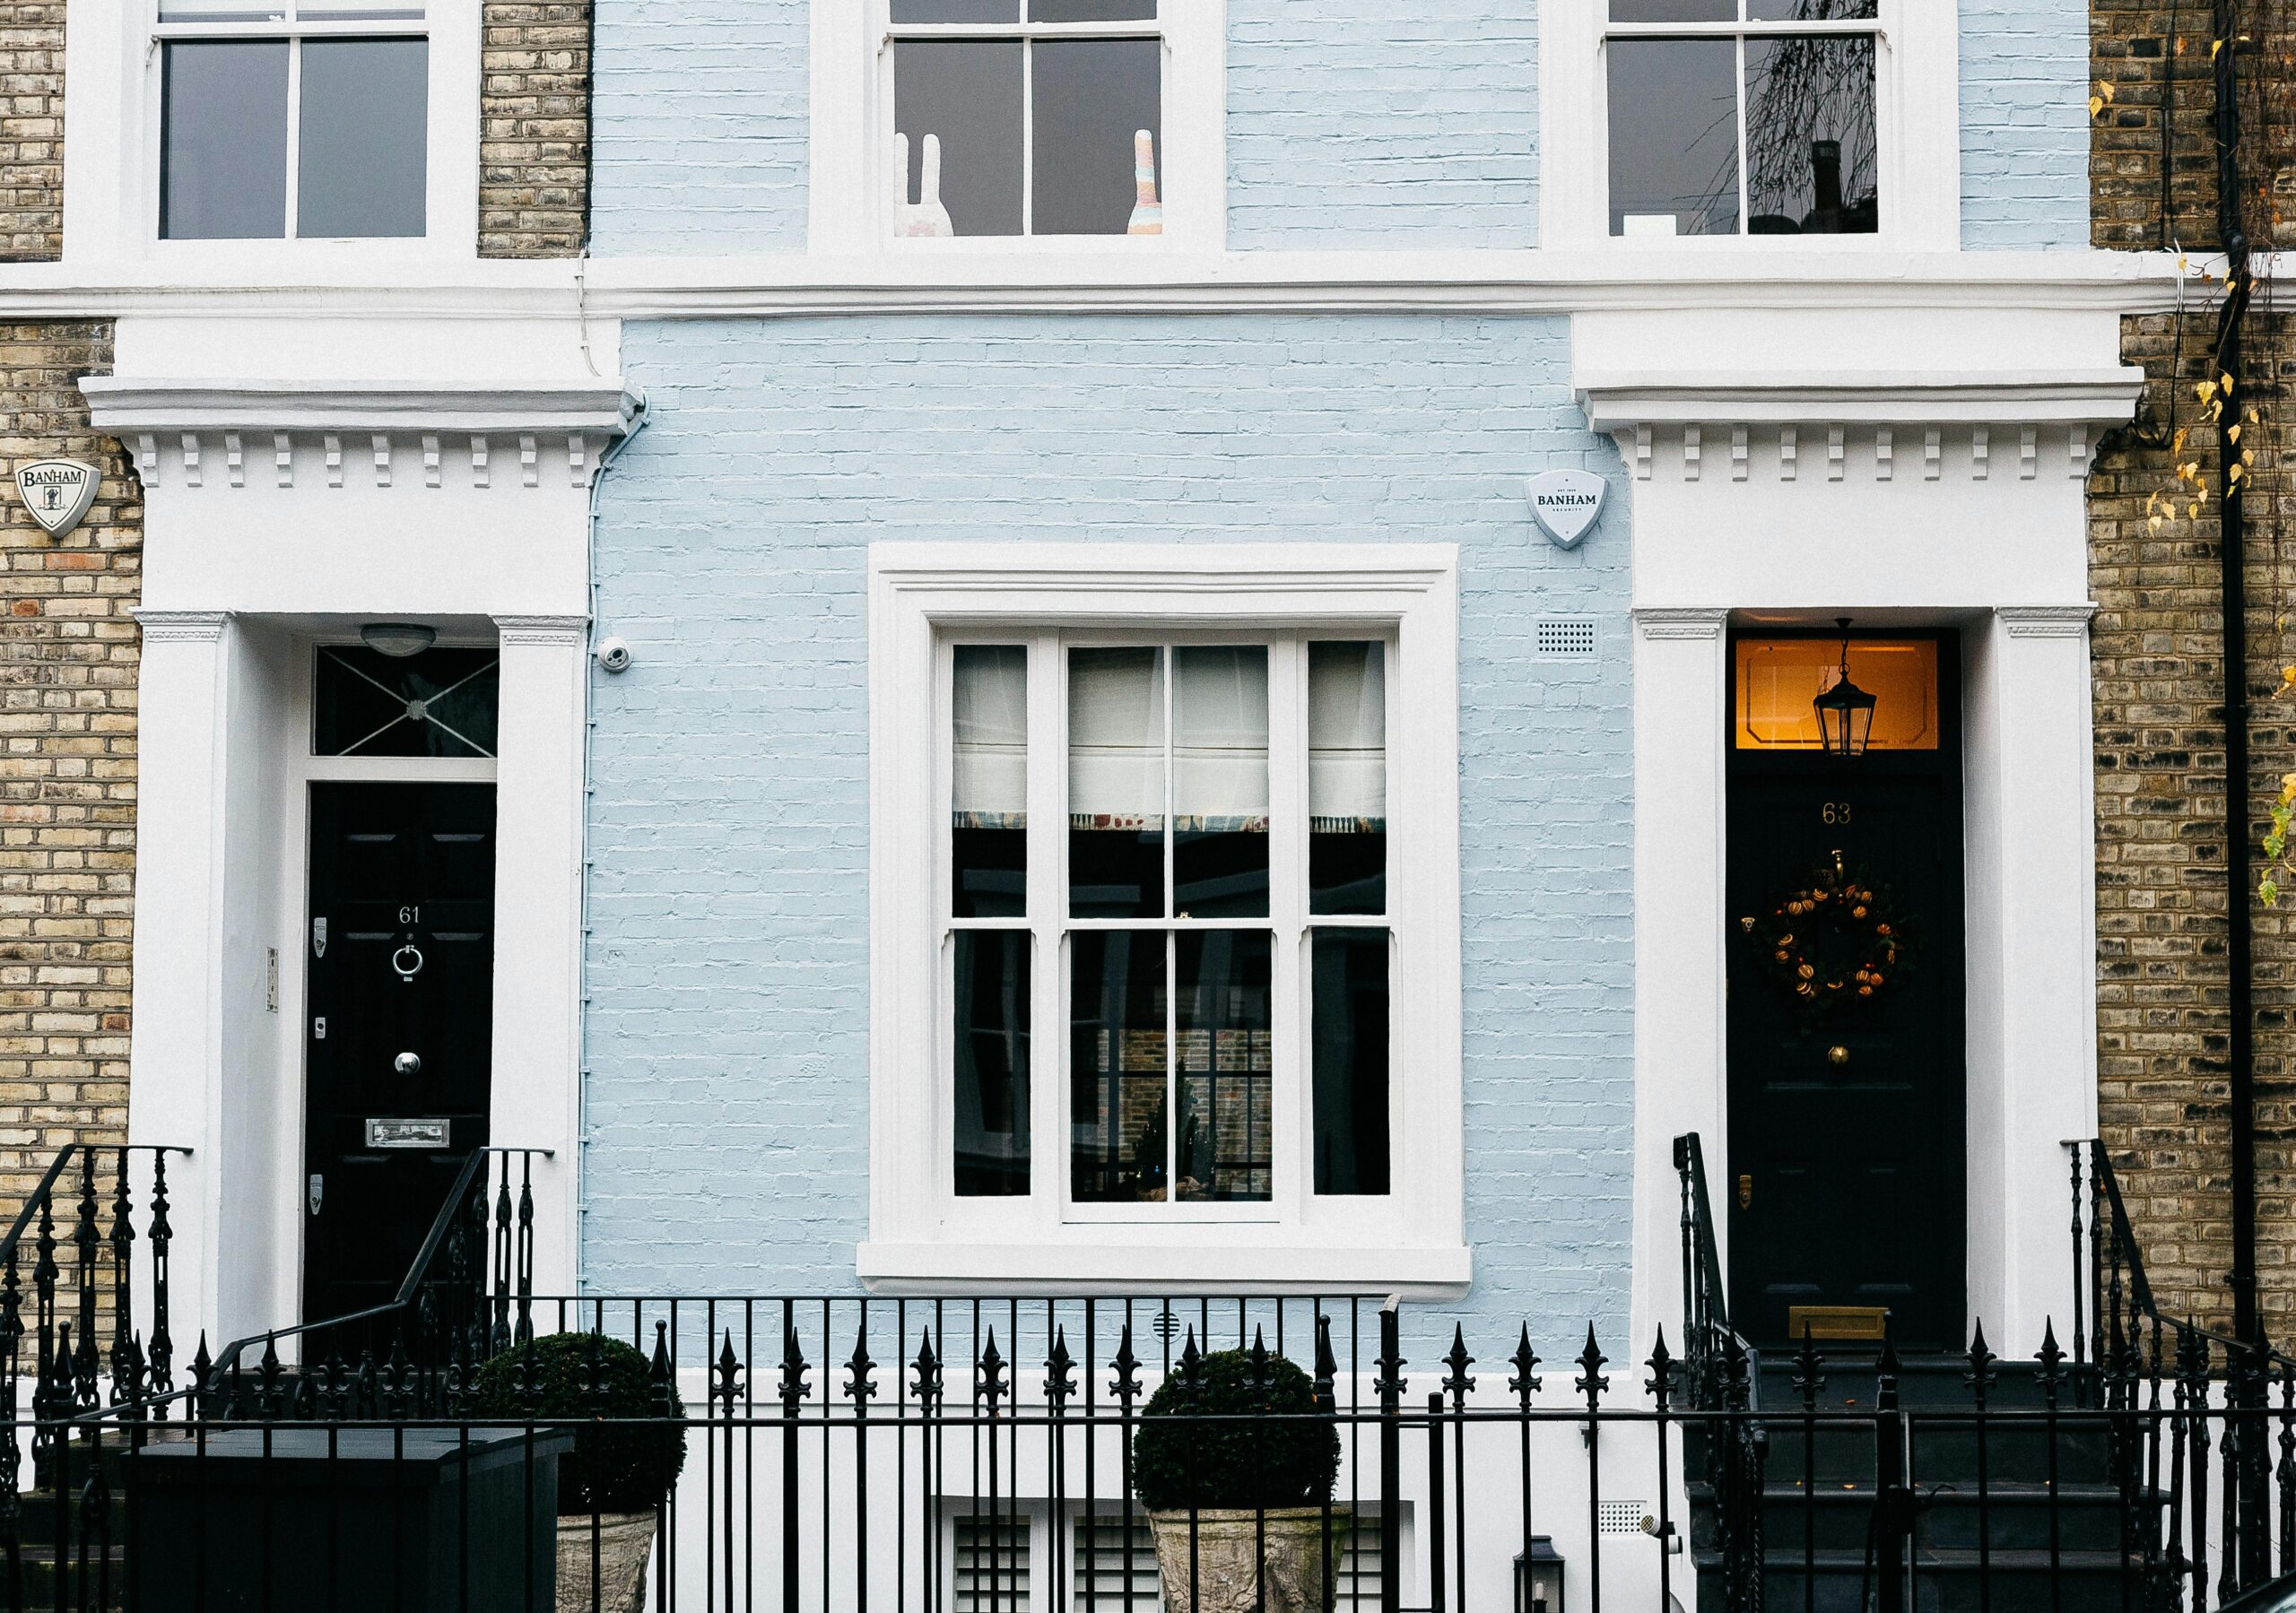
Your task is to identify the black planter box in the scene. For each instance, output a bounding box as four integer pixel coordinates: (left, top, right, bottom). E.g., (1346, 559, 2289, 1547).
(126, 1426, 573, 1613)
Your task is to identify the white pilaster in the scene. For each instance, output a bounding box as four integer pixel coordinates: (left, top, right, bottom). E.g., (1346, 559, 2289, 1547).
(1966, 606, 2100, 1352)
(124, 611, 233, 1344)
(1629, 607, 1731, 1355)
(490, 614, 591, 1297)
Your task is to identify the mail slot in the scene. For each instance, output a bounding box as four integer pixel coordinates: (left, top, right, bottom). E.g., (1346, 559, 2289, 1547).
(365, 1117, 450, 1149)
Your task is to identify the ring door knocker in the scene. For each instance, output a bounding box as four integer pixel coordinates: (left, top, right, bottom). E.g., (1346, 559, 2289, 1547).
(391, 940, 425, 984)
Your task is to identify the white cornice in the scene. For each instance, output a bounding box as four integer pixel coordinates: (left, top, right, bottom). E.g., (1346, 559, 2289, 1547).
(1578, 370, 2147, 432)
(1631, 607, 1730, 641)
(1997, 603, 2099, 638)
(493, 613, 590, 647)
(81, 378, 638, 437)
(133, 608, 230, 642)
(0, 247, 2237, 321)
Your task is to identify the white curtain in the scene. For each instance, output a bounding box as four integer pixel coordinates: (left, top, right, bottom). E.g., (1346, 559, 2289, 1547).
(1173, 646, 1268, 824)
(952, 645, 1028, 821)
(1068, 647, 1166, 822)
(1309, 641, 1386, 824)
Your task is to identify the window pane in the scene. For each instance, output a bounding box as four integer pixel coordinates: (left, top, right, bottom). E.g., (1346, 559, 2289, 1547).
(896, 41, 1024, 236)
(891, 0, 1017, 17)
(1747, 0, 1877, 19)
(161, 41, 290, 240)
(1176, 931, 1271, 1203)
(312, 646, 499, 758)
(297, 38, 429, 238)
(1172, 646, 1267, 918)
(1610, 0, 1735, 17)
(1069, 648, 1165, 919)
(1309, 642, 1386, 915)
(954, 932, 1031, 1196)
(1312, 930, 1390, 1196)
(953, 646, 1029, 918)
(1744, 35, 1877, 233)
(1735, 638, 1938, 750)
(1031, 0, 1155, 18)
(1070, 931, 1168, 1202)
(1606, 38, 1739, 236)
(1031, 39, 1161, 236)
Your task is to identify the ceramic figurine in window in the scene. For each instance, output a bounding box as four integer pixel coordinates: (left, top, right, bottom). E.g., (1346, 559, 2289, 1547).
(891, 132, 954, 238)
(1126, 129, 1162, 236)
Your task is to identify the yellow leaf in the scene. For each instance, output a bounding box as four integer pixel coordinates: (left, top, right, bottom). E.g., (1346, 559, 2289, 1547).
(2174, 427, 2190, 452)
(2198, 380, 2219, 402)
(2213, 37, 2225, 57)
(2152, 515, 2165, 531)
(2090, 95, 2105, 116)
(2223, 372, 2236, 395)
(2245, 447, 2257, 466)
(2230, 423, 2242, 443)
(2231, 462, 2244, 481)
(2191, 502, 2204, 519)
(2101, 80, 2117, 101)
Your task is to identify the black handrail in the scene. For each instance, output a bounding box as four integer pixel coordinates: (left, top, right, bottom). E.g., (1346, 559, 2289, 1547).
(210, 1145, 550, 1392)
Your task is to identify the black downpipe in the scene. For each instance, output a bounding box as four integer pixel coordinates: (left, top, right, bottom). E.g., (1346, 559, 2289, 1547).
(2211, 0, 2257, 1355)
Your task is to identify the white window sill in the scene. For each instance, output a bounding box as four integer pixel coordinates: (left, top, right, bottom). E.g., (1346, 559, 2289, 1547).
(856, 1240, 1473, 1299)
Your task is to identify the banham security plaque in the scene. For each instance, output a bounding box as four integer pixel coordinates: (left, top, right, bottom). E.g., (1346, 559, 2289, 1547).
(13, 460, 100, 539)
(1526, 468, 1606, 551)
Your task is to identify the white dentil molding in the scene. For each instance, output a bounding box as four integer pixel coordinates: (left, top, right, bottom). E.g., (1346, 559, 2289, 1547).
(1631, 607, 1730, 642)
(493, 614, 591, 647)
(1579, 370, 2147, 432)
(131, 608, 231, 642)
(82, 379, 638, 437)
(1997, 604, 2099, 638)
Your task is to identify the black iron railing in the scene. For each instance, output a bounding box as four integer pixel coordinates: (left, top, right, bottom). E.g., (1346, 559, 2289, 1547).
(1674, 1132, 1767, 1613)
(198, 1146, 551, 1419)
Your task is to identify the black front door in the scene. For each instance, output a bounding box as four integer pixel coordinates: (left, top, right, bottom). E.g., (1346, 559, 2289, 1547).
(302, 783, 496, 1324)
(1726, 638, 1965, 1349)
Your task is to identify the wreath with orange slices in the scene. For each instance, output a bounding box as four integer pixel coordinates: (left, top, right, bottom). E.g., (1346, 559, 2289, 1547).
(1747, 863, 1909, 1019)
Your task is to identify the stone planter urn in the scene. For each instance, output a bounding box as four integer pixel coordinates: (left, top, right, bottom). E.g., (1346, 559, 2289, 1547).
(555, 1510, 657, 1613)
(1147, 1507, 1347, 1613)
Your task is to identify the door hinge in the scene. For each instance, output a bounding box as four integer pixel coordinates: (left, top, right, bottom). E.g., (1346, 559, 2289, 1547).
(313, 1016, 326, 1040)
(265, 948, 279, 1013)
(307, 1174, 324, 1217)
(1737, 1173, 1753, 1210)
(312, 916, 326, 958)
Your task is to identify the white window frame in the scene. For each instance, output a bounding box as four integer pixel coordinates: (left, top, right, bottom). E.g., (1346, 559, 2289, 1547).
(808, 0, 1225, 255)
(1538, 0, 1958, 253)
(60, 0, 480, 266)
(863, 543, 1465, 1296)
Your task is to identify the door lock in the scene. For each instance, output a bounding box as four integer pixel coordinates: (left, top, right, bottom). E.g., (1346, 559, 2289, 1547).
(1737, 1174, 1753, 1210)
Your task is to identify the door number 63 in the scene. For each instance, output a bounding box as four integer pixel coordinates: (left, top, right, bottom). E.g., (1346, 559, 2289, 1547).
(1820, 802, 1852, 825)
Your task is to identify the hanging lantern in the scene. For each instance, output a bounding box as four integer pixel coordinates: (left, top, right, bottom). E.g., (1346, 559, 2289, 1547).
(1812, 617, 1876, 759)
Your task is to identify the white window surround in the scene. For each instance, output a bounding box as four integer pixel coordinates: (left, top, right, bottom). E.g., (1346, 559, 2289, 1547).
(862, 543, 1466, 1296)
(1539, 0, 1958, 253)
(809, 0, 1226, 255)
(60, 0, 481, 267)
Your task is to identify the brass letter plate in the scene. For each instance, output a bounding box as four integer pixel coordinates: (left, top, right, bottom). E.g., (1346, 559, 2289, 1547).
(1786, 1305, 1892, 1342)
(365, 1118, 450, 1149)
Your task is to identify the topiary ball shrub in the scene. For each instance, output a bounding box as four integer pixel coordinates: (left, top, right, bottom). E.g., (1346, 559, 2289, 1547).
(469, 1331, 687, 1516)
(1131, 1349, 1339, 1513)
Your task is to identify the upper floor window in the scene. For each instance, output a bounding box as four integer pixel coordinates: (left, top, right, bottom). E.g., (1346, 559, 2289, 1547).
(1605, 0, 1878, 238)
(887, 1, 1164, 238)
(159, 1, 428, 239)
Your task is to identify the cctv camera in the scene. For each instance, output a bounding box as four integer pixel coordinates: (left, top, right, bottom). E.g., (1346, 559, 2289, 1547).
(596, 637, 632, 674)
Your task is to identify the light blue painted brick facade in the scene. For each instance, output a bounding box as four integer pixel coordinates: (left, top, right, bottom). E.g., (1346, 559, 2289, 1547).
(1959, 0, 2092, 248)
(582, 315, 1634, 1343)
(588, 0, 812, 255)
(1225, 0, 1540, 249)
(584, 1, 1542, 255)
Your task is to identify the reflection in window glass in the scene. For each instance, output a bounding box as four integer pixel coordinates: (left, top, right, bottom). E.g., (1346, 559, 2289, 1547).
(1069, 648, 1166, 919)
(1031, 39, 1161, 236)
(953, 646, 1029, 918)
(891, 0, 1015, 17)
(1172, 646, 1267, 918)
(1747, 0, 1877, 19)
(1610, 0, 1733, 16)
(895, 40, 1025, 236)
(1606, 38, 1739, 236)
(1309, 643, 1387, 915)
(312, 646, 499, 759)
(1031, 0, 1154, 18)
(1312, 930, 1390, 1196)
(1735, 638, 1939, 750)
(1176, 931, 1272, 1202)
(1070, 931, 1168, 1202)
(297, 39, 428, 238)
(954, 932, 1031, 1196)
(1744, 36, 1877, 233)
(161, 41, 290, 239)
